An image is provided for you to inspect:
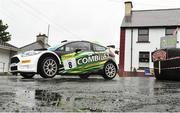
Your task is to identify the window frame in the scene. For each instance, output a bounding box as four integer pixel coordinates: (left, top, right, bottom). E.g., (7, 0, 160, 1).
(92, 43, 107, 52)
(56, 46, 65, 51)
(165, 27, 176, 36)
(63, 41, 92, 52)
(137, 28, 150, 43)
(138, 51, 150, 70)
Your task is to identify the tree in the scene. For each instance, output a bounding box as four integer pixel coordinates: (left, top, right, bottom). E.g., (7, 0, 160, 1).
(0, 20, 11, 42)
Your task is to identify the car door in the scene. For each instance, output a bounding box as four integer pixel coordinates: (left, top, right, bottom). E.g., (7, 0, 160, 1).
(91, 43, 109, 71)
(58, 41, 94, 74)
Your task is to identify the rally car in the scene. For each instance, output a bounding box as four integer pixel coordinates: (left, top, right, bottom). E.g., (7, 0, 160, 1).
(10, 40, 118, 79)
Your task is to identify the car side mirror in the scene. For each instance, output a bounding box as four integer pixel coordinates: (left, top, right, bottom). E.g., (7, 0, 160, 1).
(75, 48, 82, 53)
(115, 50, 119, 55)
(107, 45, 115, 48)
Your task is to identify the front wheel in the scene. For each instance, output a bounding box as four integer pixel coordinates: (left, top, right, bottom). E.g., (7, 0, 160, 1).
(39, 57, 58, 78)
(20, 73, 35, 79)
(102, 62, 117, 80)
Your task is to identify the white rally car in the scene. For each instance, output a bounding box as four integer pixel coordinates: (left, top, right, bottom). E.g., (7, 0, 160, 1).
(10, 40, 118, 79)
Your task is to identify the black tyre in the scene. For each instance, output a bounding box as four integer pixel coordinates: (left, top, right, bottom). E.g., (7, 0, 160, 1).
(79, 75, 90, 79)
(20, 73, 35, 79)
(11, 72, 18, 76)
(39, 57, 58, 78)
(102, 62, 117, 80)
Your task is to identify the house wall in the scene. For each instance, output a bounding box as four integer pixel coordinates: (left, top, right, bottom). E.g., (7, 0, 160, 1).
(176, 28, 180, 48)
(0, 49, 10, 72)
(124, 28, 172, 72)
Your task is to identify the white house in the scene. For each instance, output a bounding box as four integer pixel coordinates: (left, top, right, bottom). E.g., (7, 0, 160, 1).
(119, 1, 180, 75)
(19, 34, 50, 53)
(0, 33, 50, 74)
(0, 40, 18, 73)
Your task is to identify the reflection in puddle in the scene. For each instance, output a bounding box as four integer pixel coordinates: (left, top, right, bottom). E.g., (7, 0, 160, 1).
(35, 90, 75, 110)
(154, 81, 180, 95)
(14, 88, 77, 110)
(35, 90, 62, 106)
(15, 88, 35, 107)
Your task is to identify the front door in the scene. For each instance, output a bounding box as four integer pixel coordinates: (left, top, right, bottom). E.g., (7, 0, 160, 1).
(57, 41, 94, 74)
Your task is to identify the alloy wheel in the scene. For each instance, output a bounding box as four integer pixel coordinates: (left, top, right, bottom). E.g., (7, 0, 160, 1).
(43, 59, 57, 77)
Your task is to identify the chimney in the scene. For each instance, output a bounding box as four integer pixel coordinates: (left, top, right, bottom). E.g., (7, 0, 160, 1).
(125, 1, 133, 22)
(36, 33, 48, 48)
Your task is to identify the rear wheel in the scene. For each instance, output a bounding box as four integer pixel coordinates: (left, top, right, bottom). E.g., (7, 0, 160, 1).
(79, 75, 90, 79)
(39, 57, 58, 78)
(102, 62, 117, 80)
(20, 73, 35, 79)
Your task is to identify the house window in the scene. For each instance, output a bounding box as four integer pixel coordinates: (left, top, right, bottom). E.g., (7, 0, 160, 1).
(165, 28, 176, 36)
(138, 28, 149, 42)
(139, 52, 150, 70)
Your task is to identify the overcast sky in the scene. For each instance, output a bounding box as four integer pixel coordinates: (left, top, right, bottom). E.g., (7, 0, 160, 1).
(0, 0, 180, 48)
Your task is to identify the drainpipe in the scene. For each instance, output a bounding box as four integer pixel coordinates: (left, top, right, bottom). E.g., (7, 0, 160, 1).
(130, 29, 133, 72)
(3, 63, 5, 73)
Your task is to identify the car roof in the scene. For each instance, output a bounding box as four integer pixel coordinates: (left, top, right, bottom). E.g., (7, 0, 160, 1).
(48, 40, 107, 51)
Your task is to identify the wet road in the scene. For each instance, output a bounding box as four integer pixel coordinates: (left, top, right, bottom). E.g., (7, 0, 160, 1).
(0, 75, 180, 112)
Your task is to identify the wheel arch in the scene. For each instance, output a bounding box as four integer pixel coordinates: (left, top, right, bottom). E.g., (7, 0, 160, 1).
(37, 52, 60, 73)
(105, 59, 118, 70)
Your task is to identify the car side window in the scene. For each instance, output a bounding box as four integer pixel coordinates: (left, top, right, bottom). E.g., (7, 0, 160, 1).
(93, 44, 107, 52)
(56, 46, 65, 51)
(65, 42, 91, 52)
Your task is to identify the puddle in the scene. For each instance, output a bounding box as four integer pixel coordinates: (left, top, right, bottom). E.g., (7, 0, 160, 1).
(154, 82, 180, 95)
(35, 90, 62, 106)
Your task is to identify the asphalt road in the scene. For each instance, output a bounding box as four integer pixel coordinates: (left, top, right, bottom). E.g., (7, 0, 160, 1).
(0, 75, 180, 112)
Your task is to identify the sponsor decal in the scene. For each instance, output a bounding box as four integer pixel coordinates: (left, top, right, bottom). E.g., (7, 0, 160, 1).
(160, 36, 177, 49)
(61, 52, 108, 70)
(77, 53, 108, 65)
(152, 50, 166, 62)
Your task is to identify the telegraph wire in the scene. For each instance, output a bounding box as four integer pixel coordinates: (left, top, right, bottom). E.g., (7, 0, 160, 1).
(19, 0, 82, 39)
(108, 0, 178, 8)
(10, 0, 80, 38)
(0, 9, 16, 22)
(10, 0, 49, 25)
(11, 0, 74, 38)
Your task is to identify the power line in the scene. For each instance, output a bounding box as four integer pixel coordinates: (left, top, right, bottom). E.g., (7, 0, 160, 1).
(11, 0, 60, 33)
(19, 0, 82, 39)
(0, 9, 16, 22)
(108, 0, 178, 8)
(10, 0, 82, 39)
(10, 0, 49, 24)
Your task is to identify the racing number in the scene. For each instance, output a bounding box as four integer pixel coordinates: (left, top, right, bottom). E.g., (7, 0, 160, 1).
(63, 58, 77, 70)
(68, 62, 72, 68)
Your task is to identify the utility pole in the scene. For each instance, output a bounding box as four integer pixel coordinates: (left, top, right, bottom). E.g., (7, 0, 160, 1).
(47, 24, 50, 38)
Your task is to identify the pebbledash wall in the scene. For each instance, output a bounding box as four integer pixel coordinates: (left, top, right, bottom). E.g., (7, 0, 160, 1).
(0, 49, 10, 72)
(122, 28, 180, 72)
